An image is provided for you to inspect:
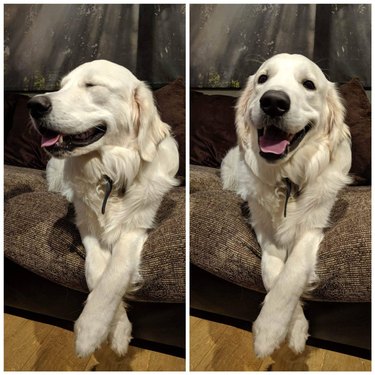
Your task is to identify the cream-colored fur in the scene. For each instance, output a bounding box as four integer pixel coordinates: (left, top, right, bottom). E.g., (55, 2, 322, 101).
(221, 54, 351, 357)
(33, 60, 179, 357)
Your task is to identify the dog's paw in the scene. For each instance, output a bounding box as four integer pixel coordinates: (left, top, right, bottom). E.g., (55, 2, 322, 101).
(74, 314, 109, 358)
(252, 315, 288, 358)
(109, 316, 133, 356)
(287, 314, 309, 354)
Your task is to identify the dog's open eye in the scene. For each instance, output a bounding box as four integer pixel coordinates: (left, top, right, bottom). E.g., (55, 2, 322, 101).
(258, 74, 268, 84)
(303, 80, 316, 90)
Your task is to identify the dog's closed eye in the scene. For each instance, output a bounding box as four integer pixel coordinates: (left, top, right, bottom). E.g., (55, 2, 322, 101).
(84, 81, 108, 89)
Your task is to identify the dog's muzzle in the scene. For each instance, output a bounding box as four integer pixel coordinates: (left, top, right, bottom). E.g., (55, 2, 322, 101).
(28, 96, 107, 156)
(257, 90, 311, 162)
(260, 90, 291, 117)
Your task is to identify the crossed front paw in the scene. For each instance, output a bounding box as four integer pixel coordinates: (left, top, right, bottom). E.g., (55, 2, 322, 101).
(287, 313, 309, 354)
(74, 314, 110, 357)
(252, 308, 310, 358)
(252, 315, 288, 358)
(109, 317, 133, 356)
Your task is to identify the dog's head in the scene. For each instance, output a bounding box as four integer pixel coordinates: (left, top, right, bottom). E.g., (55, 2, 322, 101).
(236, 53, 348, 163)
(28, 60, 169, 161)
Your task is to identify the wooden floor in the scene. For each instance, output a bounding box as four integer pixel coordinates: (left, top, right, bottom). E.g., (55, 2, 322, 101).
(4, 313, 371, 371)
(4, 313, 185, 371)
(190, 316, 371, 371)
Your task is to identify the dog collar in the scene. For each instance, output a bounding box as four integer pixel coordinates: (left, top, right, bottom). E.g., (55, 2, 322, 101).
(282, 177, 300, 218)
(101, 175, 113, 215)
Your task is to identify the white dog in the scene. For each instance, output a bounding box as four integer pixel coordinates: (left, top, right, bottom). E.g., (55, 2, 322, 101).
(28, 60, 179, 357)
(221, 54, 351, 357)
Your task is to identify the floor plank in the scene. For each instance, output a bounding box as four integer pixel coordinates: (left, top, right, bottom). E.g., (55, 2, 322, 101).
(4, 313, 185, 371)
(322, 350, 371, 371)
(91, 345, 185, 371)
(21, 320, 94, 371)
(4, 315, 54, 371)
(190, 316, 371, 371)
(5, 312, 370, 371)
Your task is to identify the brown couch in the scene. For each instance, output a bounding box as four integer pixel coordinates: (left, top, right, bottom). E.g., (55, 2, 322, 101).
(190, 78, 371, 358)
(4, 79, 186, 356)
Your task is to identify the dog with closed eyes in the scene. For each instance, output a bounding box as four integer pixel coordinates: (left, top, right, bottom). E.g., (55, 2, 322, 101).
(28, 60, 179, 357)
(221, 53, 351, 357)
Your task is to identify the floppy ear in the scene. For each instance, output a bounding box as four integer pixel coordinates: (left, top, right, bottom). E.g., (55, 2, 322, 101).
(236, 75, 255, 150)
(134, 81, 170, 162)
(325, 83, 351, 143)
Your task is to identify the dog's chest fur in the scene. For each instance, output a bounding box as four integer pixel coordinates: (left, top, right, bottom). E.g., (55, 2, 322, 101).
(244, 159, 299, 221)
(248, 176, 297, 222)
(65, 155, 126, 223)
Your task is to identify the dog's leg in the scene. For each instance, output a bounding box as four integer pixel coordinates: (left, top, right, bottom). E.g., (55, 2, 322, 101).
(287, 302, 309, 354)
(108, 300, 133, 356)
(259, 241, 287, 291)
(252, 229, 322, 358)
(80, 227, 132, 356)
(75, 229, 146, 357)
(75, 208, 111, 291)
(82, 235, 111, 291)
(259, 238, 309, 354)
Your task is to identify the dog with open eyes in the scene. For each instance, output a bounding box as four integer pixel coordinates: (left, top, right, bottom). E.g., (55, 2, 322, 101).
(221, 53, 351, 357)
(28, 60, 179, 357)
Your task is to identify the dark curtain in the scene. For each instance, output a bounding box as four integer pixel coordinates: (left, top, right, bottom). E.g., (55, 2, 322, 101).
(190, 4, 370, 88)
(4, 4, 185, 91)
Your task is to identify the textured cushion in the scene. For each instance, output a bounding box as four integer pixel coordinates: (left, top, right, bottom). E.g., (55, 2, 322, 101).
(4, 79, 186, 178)
(190, 79, 371, 185)
(190, 91, 237, 168)
(339, 78, 371, 185)
(4, 165, 185, 303)
(190, 165, 371, 303)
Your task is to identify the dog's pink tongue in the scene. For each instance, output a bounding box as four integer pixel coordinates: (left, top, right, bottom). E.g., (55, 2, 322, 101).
(41, 134, 61, 148)
(259, 136, 289, 155)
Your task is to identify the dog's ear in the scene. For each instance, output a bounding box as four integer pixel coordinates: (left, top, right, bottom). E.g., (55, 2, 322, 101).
(236, 75, 255, 150)
(134, 82, 170, 162)
(326, 83, 350, 142)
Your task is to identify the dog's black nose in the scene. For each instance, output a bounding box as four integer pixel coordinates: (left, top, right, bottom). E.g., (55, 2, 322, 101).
(27, 96, 52, 119)
(260, 90, 290, 117)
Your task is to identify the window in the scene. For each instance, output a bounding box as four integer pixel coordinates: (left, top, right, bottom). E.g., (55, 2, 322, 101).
(4, 4, 185, 91)
(190, 4, 370, 88)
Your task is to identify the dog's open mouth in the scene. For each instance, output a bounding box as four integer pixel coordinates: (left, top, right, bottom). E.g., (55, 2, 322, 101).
(39, 125, 107, 153)
(258, 124, 312, 161)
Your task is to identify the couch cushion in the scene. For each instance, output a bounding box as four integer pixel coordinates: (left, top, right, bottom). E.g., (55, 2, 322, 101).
(4, 165, 185, 303)
(190, 91, 237, 168)
(190, 78, 371, 185)
(190, 165, 371, 303)
(339, 78, 371, 185)
(154, 78, 186, 179)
